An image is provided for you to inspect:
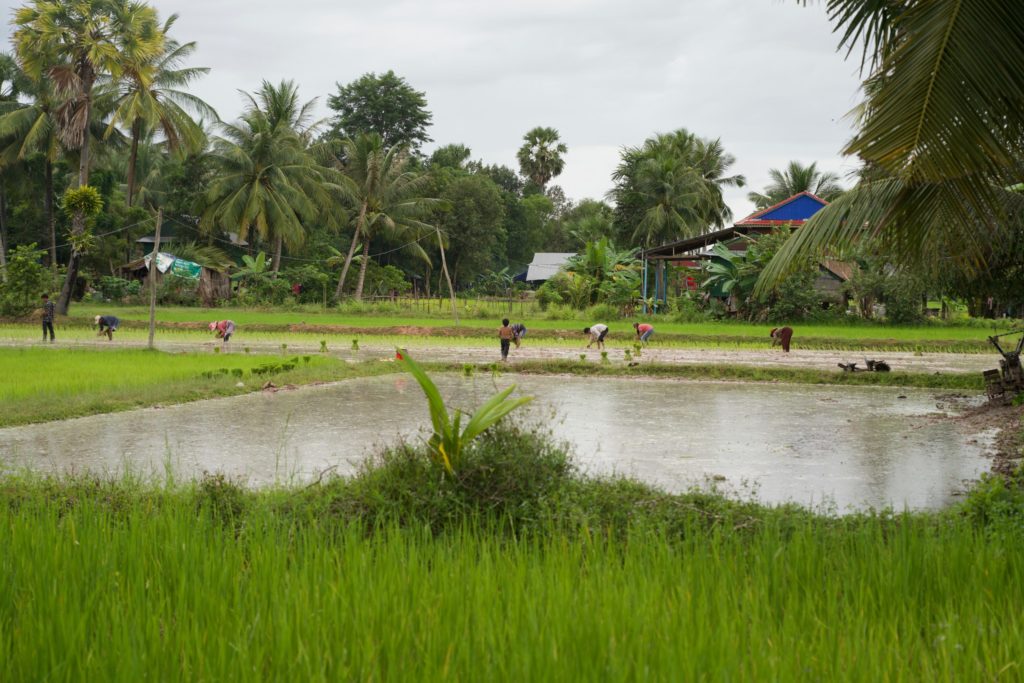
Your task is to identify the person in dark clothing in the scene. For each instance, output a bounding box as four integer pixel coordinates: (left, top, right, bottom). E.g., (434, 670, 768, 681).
(498, 318, 514, 361)
(770, 326, 794, 352)
(41, 294, 55, 342)
(511, 323, 527, 349)
(95, 315, 120, 341)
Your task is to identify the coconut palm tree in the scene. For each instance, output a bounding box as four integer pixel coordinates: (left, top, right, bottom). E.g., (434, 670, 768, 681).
(333, 133, 438, 301)
(611, 130, 745, 248)
(516, 126, 567, 190)
(101, 13, 217, 207)
(747, 161, 843, 209)
(761, 2, 1024, 289)
(0, 70, 63, 266)
(13, 0, 164, 313)
(201, 103, 340, 274)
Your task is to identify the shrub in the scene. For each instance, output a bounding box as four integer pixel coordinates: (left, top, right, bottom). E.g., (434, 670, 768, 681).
(340, 421, 574, 531)
(0, 244, 51, 317)
(97, 276, 140, 301)
(157, 273, 200, 306)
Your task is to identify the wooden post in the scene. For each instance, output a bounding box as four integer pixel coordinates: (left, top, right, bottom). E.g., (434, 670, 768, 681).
(147, 210, 162, 350)
(436, 225, 459, 326)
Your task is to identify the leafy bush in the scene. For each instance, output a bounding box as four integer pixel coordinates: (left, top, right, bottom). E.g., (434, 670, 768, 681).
(157, 273, 200, 306)
(97, 276, 141, 302)
(0, 244, 51, 317)
(339, 421, 574, 530)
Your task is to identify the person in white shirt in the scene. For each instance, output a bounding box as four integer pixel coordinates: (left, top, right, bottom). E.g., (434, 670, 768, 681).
(583, 323, 609, 350)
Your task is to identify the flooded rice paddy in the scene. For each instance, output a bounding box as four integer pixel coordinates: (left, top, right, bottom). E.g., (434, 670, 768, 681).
(0, 374, 993, 510)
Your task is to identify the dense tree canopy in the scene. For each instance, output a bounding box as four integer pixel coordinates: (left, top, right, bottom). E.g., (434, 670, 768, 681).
(327, 70, 432, 151)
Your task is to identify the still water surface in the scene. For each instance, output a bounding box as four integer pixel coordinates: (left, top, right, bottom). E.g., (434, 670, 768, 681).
(0, 375, 990, 510)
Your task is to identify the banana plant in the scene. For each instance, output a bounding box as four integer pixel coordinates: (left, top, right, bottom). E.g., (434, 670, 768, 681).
(398, 349, 533, 475)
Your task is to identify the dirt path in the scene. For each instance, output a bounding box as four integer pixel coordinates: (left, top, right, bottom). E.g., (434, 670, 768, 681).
(1, 337, 997, 374)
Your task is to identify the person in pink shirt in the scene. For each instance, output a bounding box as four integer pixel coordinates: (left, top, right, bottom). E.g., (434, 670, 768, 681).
(209, 320, 236, 345)
(633, 322, 654, 344)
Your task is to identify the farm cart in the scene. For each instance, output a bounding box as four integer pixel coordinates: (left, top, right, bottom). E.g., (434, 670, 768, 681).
(984, 329, 1024, 402)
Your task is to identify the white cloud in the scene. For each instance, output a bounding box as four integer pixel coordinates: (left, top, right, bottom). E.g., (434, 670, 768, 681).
(3, 0, 864, 218)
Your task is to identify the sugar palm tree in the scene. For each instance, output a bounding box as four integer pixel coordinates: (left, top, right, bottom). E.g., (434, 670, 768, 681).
(333, 133, 438, 301)
(747, 161, 843, 209)
(202, 108, 340, 274)
(761, 2, 1024, 289)
(13, 0, 164, 313)
(101, 13, 217, 207)
(516, 126, 567, 190)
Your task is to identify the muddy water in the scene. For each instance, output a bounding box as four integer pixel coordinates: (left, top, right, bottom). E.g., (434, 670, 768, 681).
(0, 375, 991, 510)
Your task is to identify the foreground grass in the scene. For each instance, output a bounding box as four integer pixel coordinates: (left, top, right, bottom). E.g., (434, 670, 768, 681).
(0, 348, 394, 427)
(1, 423, 1023, 681)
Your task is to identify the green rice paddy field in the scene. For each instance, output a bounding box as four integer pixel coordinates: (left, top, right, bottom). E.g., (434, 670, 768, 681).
(68, 303, 1017, 343)
(1, 464, 1022, 681)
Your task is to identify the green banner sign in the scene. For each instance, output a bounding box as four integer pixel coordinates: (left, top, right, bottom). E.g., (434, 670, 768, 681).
(169, 258, 201, 280)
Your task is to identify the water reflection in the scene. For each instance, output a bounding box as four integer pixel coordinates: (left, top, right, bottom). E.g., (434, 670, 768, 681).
(0, 374, 990, 511)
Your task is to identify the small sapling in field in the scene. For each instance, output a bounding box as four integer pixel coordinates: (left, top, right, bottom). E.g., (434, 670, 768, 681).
(351, 339, 360, 351)
(397, 349, 532, 475)
(320, 340, 328, 353)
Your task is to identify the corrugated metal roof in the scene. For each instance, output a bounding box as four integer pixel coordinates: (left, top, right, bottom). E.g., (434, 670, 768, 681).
(525, 252, 576, 282)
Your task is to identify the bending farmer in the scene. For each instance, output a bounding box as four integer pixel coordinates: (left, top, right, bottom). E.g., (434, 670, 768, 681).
(770, 326, 793, 352)
(95, 315, 120, 341)
(209, 320, 236, 344)
(584, 323, 609, 350)
(511, 322, 527, 349)
(633, 322, 654, 344)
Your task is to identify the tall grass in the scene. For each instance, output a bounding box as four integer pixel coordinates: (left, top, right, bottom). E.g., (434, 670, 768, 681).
(1, 425, 1022, 680)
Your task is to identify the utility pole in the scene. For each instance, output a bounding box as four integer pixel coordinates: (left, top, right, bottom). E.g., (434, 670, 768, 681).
(436, 225, 459, 326)
(147, 210, 162, 350)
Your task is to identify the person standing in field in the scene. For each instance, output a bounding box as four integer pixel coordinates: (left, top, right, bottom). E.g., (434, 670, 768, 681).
(633, 322, 654, 345)
(40, 294, 55, 342)
(511, 322, 527, 349)
(770, 326, 793, 352)
(498, 318, 515, 361)
(584, 323, 609, 350)
(209, 320, 236, 345)
(95, 315, 120, 341)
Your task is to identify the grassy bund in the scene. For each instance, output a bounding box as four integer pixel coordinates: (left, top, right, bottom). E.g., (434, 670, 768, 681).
(2, 423, 1023, 680)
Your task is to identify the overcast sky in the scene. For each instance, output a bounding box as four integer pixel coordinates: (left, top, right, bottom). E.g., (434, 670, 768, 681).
(4, 0, 866, 219)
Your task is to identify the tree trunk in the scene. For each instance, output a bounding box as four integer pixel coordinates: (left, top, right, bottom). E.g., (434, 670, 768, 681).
(44, 160, 56, 268)
(272, 234, 283, 275)
(334, 203, 366, 299)
(126, 119, 141, 207)
(0, 177, 8, 278)
(57, 74, 94, 316)
(353, 237, 371, 301)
